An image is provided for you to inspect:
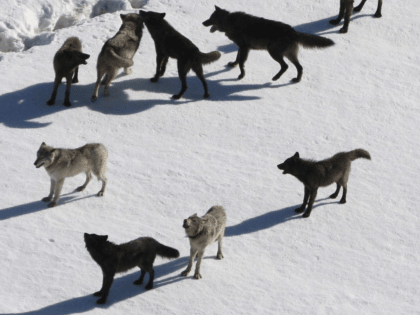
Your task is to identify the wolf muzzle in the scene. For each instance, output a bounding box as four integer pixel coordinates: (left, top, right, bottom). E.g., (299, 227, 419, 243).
(182, 219, 189, 228)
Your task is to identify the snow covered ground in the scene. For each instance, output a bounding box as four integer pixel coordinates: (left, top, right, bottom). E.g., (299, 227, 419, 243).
(0, 0, 419, 314)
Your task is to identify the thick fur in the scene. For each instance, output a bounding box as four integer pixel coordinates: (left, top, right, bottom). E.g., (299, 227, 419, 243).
(84, 233, 179, 304)
(47, 37, 90, 107)
(203, 6, 334, 82)
(330, 0, 383, 33)
(34, 142, 108, 207)
(277, 149, 371, 218)
(140, 10, 221, 99)
(91, 13, 143, 102)
(181, 206, 226, 279)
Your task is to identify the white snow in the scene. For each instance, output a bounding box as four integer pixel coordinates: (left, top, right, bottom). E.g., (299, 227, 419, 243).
(0, 0, 419, 314)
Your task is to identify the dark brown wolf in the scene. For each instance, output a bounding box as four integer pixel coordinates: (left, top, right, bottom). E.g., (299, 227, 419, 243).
(47, 37, 90, 107)
(84, 233, 179, 304)
(202, 6, 334, 83)
(330, 0, 383, 33)
(277, 149, 371, 218)
(139, 10, 221, 99)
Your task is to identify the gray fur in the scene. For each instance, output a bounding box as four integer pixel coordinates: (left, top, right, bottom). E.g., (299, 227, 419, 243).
(91, 13, 143, 102)
(34, 142, 108, 207)
(330, 0, 383, 33)
(84, 233, 179, 304)
(181, 206, 226, 279)
(277, 149, 371, 218)
(47, 37, 90, 107)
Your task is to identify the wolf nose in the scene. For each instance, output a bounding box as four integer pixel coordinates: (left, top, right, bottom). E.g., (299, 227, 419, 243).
(183, 219, 188, 228)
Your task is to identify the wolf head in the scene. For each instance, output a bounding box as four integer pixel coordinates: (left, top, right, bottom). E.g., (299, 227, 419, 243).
(277, 152, 300, 175)
(202, 6, 230, 33)
(84, 233, 108, 249)
(120, 13, 144, 31)
(139, 10, 166, 24)
(34, 142, 58, 168)
(63, 50, 90, 66)
(183, 213, 204, 238)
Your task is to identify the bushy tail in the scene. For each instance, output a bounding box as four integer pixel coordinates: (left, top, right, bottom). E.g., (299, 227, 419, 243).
(348, 149, 371, 161)
(106, 48, 134, 68)
(296, 32, 335, 49)
(199, 51, 221, 65)
(156, 244, 180, 259)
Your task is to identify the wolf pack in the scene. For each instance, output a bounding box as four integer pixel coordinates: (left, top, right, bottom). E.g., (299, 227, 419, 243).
(33, 1, 382, 305)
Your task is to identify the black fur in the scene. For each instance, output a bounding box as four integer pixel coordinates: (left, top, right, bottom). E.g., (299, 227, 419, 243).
(139, 10, 221, 99)
(277, 149, 371, 218)
(329, 0, 383, 33)
(84, 233, 179, 304)
(47, 37, 90, 107)
(203, 6, 334, 82)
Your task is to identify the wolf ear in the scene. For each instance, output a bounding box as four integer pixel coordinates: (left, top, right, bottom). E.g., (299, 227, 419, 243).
(215, 5, 221, 11)
(159, 13, 166, 19)
(41, 142, 46, 146)
(120, 14, 126, 21)
(293, 152, 300, 159)
(101, 235, 108, 241)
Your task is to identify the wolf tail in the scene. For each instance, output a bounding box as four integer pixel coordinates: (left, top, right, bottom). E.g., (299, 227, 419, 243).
(348, 149, 371, 161)
(296, 32, 335, 49)
(105, 48, 134, 68)
(156, 244, 180, 259)
(199, 51, 221, 65)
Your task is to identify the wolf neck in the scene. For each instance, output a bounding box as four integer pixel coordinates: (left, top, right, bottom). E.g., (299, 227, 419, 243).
(293, 159, 314, 183)
(188, 229, 205, 239)
(87, 241, 117, 263)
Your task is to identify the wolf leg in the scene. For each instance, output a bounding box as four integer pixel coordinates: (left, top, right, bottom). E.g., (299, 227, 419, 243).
(330, 0, 347, 25)
(159, 56, 169, 77)
(374, 0, 382, 17)
(192, 63, 210, 98)
(97, 174, 107, 197)
(95, 271, 115, 304)
(236, 47, 250, 80)
(76, 172, 92, 192)
(340, 184, 347, 204)
(63, 74, 73, 107)
(353, 0, 367, 12)
(48, 179, 64, 207)
(285, 45, 303, 83)
(227, 49, 240, 68)
(173, 60, 191, 99)
(47, 76, 62, 106)
(103, 69, 118, 97)
(268, 44, 290, 81)
(72, 67, 79, 83)
(340, 1, 354, 33)
(144, 266, 155, 290)
(216, 234, 224, 259)
(329, 183, 341, 199)
(133, 267, 146, 285)
(193, 249, 206, 279)
(42, 179, 56, 202)
(295, 186, 309, 213)
(91, 70, 105, 102)
(181, 248, 198, 276)
(150, 53, 166, 82)
(302, 188, 318, 218)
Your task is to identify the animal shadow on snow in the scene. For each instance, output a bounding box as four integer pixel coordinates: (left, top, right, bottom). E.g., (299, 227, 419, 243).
(225, 198, 339, 237)
(293, 14, 372, 35)
(0, 191, 96, 221)
(2, 257, 189, 314)
(0, 68, 288, 129)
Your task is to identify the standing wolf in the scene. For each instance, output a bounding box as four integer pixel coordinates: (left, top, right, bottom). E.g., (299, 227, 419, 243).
(140, 10, 221, 99)
(47, 37, 90, 107)
(277, 149, 371, 218)
(34, 142, 107, 207)
(91, 13, 143, 102)
(203, 6, 334, 83)
(181, 206, 226, 279)
(330, 0, 383, 33)
(84, 233, 180, 304)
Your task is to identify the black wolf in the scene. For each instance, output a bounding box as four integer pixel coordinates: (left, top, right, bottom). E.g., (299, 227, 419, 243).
(139, 10, 221, 99)
(277, 149, 371, 218)
(47, 37, 90, 107)
(84, 233, 179, 304)
(330, 0, 383, 33)
(203, 6, 334, 83)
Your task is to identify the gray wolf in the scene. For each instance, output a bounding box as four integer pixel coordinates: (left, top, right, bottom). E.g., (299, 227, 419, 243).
(84, 233, 179, 304)
(330, 0, 383, 33)
(34, 142, 108, 207)
(277, 149, 371, 218)
(202, 6, 334, 83)
(47, 37, 90, 107)
(91, 13, 143, 102)
(139, 10, 221, 99)
(181, 206, 226, 279)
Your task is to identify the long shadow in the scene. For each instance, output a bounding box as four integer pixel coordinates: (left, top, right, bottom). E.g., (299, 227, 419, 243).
(0, 67, 290, 129)
(294, 14, 372, 35)
(2, 257, 188, 315)
(0, 192, 95, 221)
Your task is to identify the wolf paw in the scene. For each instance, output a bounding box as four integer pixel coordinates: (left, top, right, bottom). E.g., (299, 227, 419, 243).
(48, 201, 57, 208)
(339, 199, 346, 204)
(76, 186, 85, 192)
(46, 99, 55, 106)
(145, 284, 153, 290)
(150, 77, 159, 83)
(203, 92, 210, 99)
(302, 211, 311, 218)
(125, 67, 133, 75)
(97, 191, 104, 197)
(42, 196, 52, 202)
(96, 297, 107, 304)
(272, 74, 281, 81)
(339, 27, 348, 34)
(291, 77, 301, 83)
(329, 193, 338, 199)
(91, 95, 98, 103)
(329, 19, 340, 25)
(193, 273, 202, 280)
(216, 253, 224, 259)
(294, 207, 305, 213)
(63, 100, 72, 107)
(72, 78, 79, 84)
(227, 61, 237, 68)
(373, 13, 382, 18)
(93, 291, 103, 297)
(133, 279, 143, 285)
(172, 94, 182, 100)
(181, 269, 190, 277)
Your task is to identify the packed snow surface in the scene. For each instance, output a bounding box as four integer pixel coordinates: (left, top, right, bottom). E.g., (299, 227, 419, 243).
(0, 0, 419, 314)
